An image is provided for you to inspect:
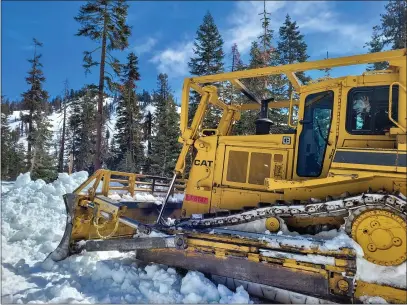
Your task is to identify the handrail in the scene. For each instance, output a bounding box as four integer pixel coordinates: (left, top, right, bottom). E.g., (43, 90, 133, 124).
(389, 82, 406, 133)
(73, 169, 187, 199)
(288, 91, 297, 129)
(190, 49, 406, 84)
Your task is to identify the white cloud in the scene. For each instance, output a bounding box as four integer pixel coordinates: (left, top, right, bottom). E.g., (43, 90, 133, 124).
(223, 1, 374, 57)
(149, 41, 194, 77)
(149, 1, 375, 78)
(133, 37, 158, 55)
(223, 1, 286, 53)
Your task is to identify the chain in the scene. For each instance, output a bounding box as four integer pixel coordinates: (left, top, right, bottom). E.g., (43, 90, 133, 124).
(173, 193, 406, 230)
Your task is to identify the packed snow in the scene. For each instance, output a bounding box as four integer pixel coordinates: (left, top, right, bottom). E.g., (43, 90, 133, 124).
(108, 191, 184, 205)
(2, 172, 406, 303)
(1, 172, 252, 304)
(359, 296, 388, 304)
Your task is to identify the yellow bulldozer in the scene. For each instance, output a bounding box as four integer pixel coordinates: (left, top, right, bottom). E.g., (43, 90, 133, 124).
(49, 48, 407, 303)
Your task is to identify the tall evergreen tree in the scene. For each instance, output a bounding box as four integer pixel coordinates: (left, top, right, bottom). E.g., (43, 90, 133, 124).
(277, 14, 310, 95)
(230, 43, 244, 72)
(225, 43, 245, 106)
(112, 52, 144, 172)
(149, 74, 181, 177)
(21, 38, 56, 181)
(381, 0, 407, 50)
(236, 3, 284, 135)
(1, 112, 26, 180)
(67, 86, 97, 172)
(188, 11, 225, 128)
(365, 26, 388, 71)
(58, 79, 70, 172)
(365, 1, 406, 70)
(75, 0, 131, 171)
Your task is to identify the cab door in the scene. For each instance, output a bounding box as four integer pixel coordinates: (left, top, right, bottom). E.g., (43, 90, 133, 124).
(293, 89, 338, 179)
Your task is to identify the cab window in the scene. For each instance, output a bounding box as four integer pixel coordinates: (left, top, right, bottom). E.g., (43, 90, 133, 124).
(346, 85, 398, 135)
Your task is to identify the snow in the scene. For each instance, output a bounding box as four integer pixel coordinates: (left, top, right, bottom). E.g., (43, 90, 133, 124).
(356, 257, 407, 289)
(259, 219, 407, 293)
(259, 250, 335, 265)
(7, 97, 122, 156)
(108, 191, 184, 205)
(1, 172, 251, 304)
(143, 104, 156, 116)
(360, 296, 388, 304)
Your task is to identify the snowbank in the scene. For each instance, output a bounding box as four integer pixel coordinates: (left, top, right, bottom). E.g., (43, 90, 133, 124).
(1, 172, 252, 304)
(109, 191, 184, 205)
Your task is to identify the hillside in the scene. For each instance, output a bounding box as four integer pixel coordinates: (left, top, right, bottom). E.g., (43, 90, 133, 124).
(6, 97, 160, 156)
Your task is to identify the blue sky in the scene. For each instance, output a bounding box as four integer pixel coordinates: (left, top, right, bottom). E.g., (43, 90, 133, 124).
(2, 1, 386, 103)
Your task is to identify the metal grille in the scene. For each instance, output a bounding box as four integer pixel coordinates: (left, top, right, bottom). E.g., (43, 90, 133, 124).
(226, 151, 249, 183)
(248, 152, 272, 185)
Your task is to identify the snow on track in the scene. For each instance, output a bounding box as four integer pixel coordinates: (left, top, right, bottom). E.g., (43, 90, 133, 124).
(1, 172, 252, 304)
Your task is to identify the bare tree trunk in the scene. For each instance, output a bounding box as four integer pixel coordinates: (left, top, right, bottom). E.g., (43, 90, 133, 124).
(68, 153, 73, 175)
(94, 5, 108, 171)
(58, 104, 67, 172)
(27, 111, 34, 168)
(30, 147, 36, 172)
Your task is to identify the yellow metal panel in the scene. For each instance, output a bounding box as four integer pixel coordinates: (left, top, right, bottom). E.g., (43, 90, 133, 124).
(266, 174, 374, 191)
(342, 139, 396, 149)
(355, 281, 407, 304)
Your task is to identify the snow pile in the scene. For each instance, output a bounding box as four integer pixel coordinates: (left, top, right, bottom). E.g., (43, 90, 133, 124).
(2, 171, 89, 265)
(356, 257, 406, 289)
(1, 172, 252, 304)
(359, 296, 388, 304)
(109, 191, 184, 205)
(1, 181, 15, 194)
(259, 218, 407, 292)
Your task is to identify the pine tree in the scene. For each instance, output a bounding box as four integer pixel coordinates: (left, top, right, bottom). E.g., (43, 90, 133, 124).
(365, 1, 406, 70)
(236, 3, 283, 135)
(75, 0, 131, 170)
(58, 79, 70, 172)
(224, 43, 245, 106)
(78, 87, 98, 172)
(365, 26, 388, 71)
(381, 0, 407, 50)
(21, 38, 56, 181)
(112, 52, 144, 172)
(230, 43, 244, 72)
(188, 11, 225, 128)
(277, 14, 310, 93)
(67, 86, 97, 172)
(1, 112, 26, 180)
(149, 74, 181, 177)
(1, 112, 13, 179)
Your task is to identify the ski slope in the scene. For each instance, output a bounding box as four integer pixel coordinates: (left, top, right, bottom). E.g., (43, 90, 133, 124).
(1, 172, 252, 304)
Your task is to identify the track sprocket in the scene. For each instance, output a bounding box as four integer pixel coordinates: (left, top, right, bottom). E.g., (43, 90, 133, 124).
(345, 205, 407, 266)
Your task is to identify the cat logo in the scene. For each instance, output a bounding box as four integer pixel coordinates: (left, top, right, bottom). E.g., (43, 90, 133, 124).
(194, 159, 213, 167)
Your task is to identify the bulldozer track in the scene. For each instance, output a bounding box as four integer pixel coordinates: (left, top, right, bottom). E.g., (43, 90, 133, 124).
(172, 193, 407, 231)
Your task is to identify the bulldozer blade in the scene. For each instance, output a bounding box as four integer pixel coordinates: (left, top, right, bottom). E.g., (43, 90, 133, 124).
(48, 193, 78, 262)
(136, 248, 353, 303)
(73, 236, 181, 253)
